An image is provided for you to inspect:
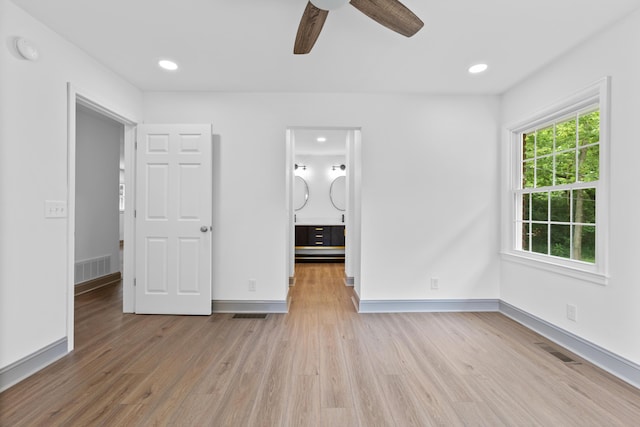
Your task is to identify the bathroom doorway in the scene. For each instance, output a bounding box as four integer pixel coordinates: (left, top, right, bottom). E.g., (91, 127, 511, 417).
(286, 127, 362, 294)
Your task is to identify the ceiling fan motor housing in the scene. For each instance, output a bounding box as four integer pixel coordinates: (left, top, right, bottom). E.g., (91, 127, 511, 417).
(310, 0, 349, 11)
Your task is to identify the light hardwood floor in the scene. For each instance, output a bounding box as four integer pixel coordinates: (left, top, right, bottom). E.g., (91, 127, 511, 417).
(1, 263, 640, 426)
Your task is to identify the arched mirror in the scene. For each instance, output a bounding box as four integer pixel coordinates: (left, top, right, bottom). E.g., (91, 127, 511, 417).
(330, 175, 346, 211)
(294, 176, 309, 211)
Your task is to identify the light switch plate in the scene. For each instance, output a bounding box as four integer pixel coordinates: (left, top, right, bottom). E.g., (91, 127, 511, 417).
(45, 200, 67, 218)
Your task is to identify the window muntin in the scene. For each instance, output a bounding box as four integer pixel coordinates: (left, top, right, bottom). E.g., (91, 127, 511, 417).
(515, 108, 599, 264)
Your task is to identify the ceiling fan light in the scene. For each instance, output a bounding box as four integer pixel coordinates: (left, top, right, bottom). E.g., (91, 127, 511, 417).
(310, 0, 349, 11)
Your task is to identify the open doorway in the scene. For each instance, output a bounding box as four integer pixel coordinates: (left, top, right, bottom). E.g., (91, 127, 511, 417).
(67, 85, 137, 351)
(74, 104, 123, 295)
(286, 127, 362, 294)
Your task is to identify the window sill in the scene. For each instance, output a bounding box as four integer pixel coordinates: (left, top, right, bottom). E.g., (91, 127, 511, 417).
(500, 251, 608, 286)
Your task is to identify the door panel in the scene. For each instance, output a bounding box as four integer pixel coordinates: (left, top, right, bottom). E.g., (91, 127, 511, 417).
(146, 164, 169, 219)
(135, 124, 212, 315)
(146, 237, 168, 293)
(177, 237, 200, 293)
(178, 164, 201, 219)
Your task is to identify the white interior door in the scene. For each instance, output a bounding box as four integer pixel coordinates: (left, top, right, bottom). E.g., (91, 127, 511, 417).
(135, 124, 212, 315)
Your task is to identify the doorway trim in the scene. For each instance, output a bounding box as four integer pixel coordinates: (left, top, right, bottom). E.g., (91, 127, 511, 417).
(66, 83, 138, 351)
(286, 126, 362, 294)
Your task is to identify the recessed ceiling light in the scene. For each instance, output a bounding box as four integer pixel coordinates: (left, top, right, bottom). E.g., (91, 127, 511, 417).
(316, 137, 327, 143)
(158, 59, 178, 71)
(468, 63, 488, 74)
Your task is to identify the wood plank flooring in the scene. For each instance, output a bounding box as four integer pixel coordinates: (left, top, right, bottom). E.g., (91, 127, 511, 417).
(2, 263, 640, 426)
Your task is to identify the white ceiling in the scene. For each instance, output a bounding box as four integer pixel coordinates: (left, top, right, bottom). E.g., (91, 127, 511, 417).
(294, 128, 349, 155)
(12, 0, 640, 94)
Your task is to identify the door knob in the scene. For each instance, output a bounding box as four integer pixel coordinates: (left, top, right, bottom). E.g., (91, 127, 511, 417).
(200, 226, 209, 232)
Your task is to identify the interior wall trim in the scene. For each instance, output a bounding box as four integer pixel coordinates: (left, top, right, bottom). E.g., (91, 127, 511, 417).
(344, 275, 354, 286)
(0, 338, 68, 393)
(211, 300, 288, 314)
(357, 298, 500, 313)
(350, 288, 361, 312)
(500, 301, 640, 389)
(75, 272, 122, 296)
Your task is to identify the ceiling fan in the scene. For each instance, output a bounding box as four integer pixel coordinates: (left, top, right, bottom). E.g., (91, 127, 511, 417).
(294, 0, 424, 54)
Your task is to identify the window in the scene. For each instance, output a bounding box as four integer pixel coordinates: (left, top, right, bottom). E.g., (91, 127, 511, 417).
(504, 78, 609, 283)
(518, 109, 599, 262)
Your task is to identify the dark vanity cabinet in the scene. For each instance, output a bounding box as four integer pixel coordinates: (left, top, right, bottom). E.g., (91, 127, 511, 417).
(295, 225, 345, 247)
(295, 225, 345, 262)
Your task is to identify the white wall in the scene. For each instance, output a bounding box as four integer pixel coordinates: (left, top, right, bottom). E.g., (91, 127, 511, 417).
(0, 0, 142, 369)
(294, 154, 346, 225)
(75, 106, 122, 280)
(500, 9, 640, 364)
(143, 92, 501, 302)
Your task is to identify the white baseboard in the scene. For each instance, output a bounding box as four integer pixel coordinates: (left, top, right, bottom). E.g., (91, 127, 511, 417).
(75, 271, 121, 295)
(357, 298, 500, 313)
(0, 338, 68, 393)
(500, 301, 640, 389)
(351, 288, 361, 311)
(211, 300, 288, 313)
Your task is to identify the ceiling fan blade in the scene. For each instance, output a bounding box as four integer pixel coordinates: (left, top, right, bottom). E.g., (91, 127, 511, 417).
(294, 2, 330, 54)
(349, 0, 423, 37)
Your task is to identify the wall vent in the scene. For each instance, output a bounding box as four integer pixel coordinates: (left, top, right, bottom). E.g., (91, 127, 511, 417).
(75, 255, 111, 284)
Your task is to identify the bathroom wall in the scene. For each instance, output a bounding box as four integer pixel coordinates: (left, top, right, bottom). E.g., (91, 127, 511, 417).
(294, 154, 346, 225)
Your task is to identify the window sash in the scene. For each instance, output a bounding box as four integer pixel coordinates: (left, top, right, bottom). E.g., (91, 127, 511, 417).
(515, 186, 597, 262)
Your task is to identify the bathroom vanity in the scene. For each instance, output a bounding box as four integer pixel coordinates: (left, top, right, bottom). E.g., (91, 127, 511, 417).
(295, 225, 345, 262)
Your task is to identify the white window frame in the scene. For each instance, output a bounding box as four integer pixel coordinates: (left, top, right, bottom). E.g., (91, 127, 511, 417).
(501, 77, 610, 285)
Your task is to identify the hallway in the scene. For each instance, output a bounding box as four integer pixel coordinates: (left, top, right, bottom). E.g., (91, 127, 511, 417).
(1, 263, 639, 426)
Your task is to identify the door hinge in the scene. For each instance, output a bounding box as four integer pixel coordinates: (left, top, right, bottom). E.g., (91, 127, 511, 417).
(134, 278, 137, 287)
(134, 210, 137, 218)
(135, 140, 138, 150)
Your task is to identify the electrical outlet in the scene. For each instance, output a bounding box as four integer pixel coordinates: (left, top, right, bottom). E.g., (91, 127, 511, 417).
(248, 279, 256, 292)
(567, 304, 577, 321)
(430, 277, 439, 290)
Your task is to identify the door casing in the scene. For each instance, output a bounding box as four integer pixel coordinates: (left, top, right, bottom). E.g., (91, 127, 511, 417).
(67, 84, 138, 351)
(286, 127, 362, 295)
